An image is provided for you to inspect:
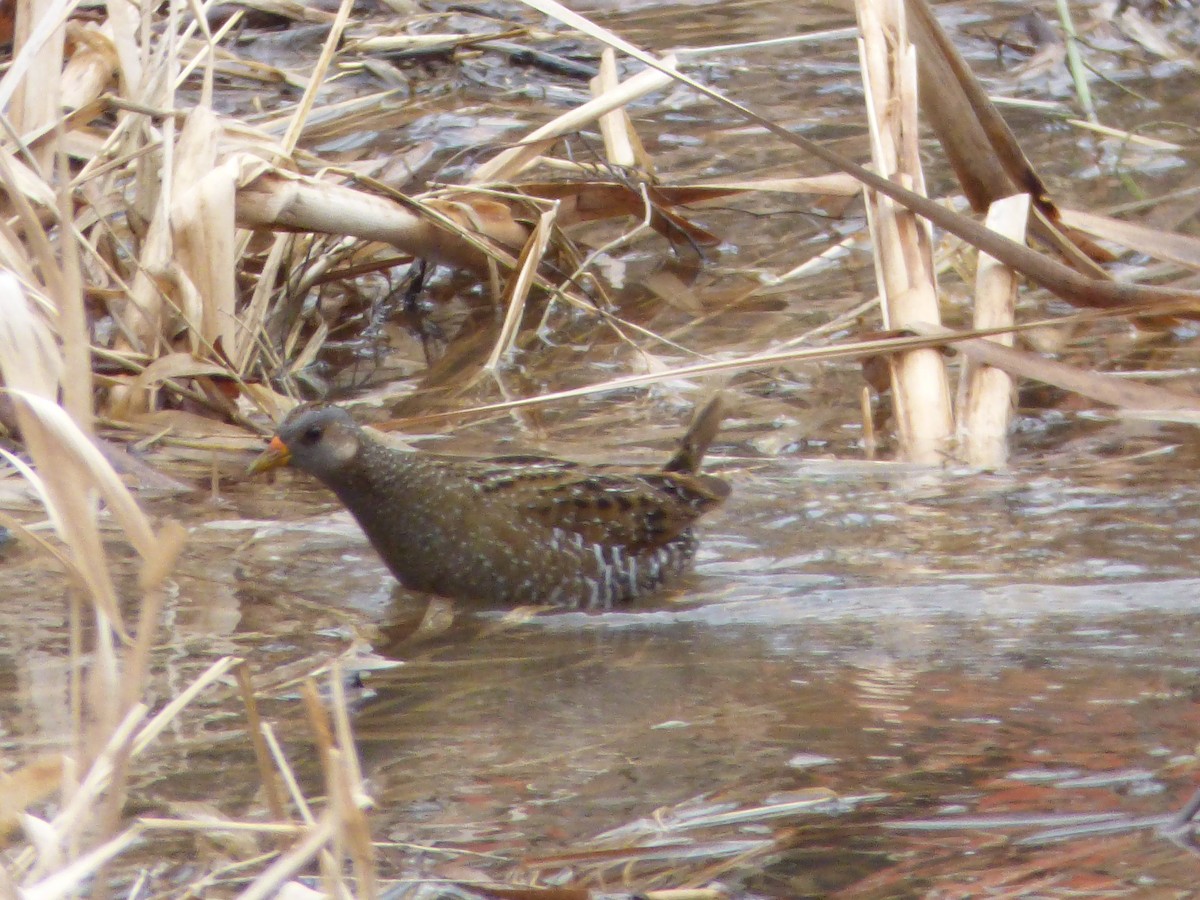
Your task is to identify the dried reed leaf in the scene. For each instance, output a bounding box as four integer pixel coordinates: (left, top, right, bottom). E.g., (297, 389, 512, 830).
(0, 447, 64, 533)
(123, 202, 176, 358)
(0, 276, 62, 397)
(120, 408, 261, 442)
(137, 517, 186, 592)
(470, 55, 678, 184)
(11, 0, 66, 170)
(0, 222, 42, 287)
(469, 888, 590, 900)
(517, 182, 721, 247)
(644, 269, 703, 316)
(13, 389, 158, 559)
(0, 149, 57, 209)
(0, 756, 64, 840)
(1058, 207, 1200, 272)
(348, 31, 505, 53)
(236, 233, 291, 371)
(485, 204, 557, 370)
(236, 0, 336, 24)
(288, 317, 327, 376)
(61, 21, 117, 111)
(659, 175, 862, 199)
(121, 352, 232, 402)
(0, 281, 126, 630)
(173, 165, 239, 355)
(909, 0, 1114, 273)
(907, 0, 1048, 214)
(0, 148, 63, 297)
(104, 0, 143, 96)
(593, 48, 643, 171)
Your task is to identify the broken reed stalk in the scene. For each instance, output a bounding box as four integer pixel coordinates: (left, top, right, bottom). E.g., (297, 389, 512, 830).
(856, 0, 953, 463)
(963, 193, 1030, 468)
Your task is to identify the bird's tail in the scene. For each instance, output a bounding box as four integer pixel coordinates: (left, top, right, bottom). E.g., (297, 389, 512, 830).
(662, 393, 726, 474)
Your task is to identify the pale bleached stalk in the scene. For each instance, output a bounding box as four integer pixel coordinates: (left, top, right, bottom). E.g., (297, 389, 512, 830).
(593, 48, 638, 169)
(856, 0, 953, 463)
(963, 193, 1030, 467)
(138, 819, 304, 834)
(9, 0, 68, 169)
(470, 56, 677, 184)
(20, 828, 141, 900)
(280, 0, 355, 155)
(130, 655, 242, 755)
(19, 703, 147, 881)
(484, 205, 558, 370)
(261, 723, 318, 824)
(234, 816, 336, 900)
(55, 149, 93, 432)
(328, 664, 376, 900)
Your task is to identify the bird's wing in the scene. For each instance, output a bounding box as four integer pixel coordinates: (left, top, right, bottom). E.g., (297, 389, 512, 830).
(519, 471, 729, 551)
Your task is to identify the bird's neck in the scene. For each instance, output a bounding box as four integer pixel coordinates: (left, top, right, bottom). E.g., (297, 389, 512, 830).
(320, 433, 438, 518)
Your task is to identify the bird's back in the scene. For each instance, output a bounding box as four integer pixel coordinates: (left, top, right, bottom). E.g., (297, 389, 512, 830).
(335, 427, 728, 608)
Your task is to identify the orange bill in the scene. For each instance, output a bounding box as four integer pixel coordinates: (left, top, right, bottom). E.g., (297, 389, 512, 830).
(248, 435, 292, 474)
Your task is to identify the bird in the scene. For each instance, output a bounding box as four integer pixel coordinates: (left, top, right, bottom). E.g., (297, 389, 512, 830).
(248, 398, 730, 608)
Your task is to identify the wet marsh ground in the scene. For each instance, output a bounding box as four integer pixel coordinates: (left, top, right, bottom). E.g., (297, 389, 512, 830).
(6, 0, 1200, 896)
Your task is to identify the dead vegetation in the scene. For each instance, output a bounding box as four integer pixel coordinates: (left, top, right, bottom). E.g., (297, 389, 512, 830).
(2, 0, 1200, 895)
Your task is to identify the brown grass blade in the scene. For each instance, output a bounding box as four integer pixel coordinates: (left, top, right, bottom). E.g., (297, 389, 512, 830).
(907, 0, 1048, 214)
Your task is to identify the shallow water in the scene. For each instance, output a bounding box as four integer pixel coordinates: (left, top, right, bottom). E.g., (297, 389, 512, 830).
(101, 436, 1195, 896)
(5, 0, 1200, 896)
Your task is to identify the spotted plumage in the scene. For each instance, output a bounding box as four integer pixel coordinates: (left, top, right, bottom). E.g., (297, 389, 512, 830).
(249, 399, 730, 608)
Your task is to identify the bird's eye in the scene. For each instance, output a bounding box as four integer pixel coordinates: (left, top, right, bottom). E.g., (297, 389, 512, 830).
(300, 425, 323, 444)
